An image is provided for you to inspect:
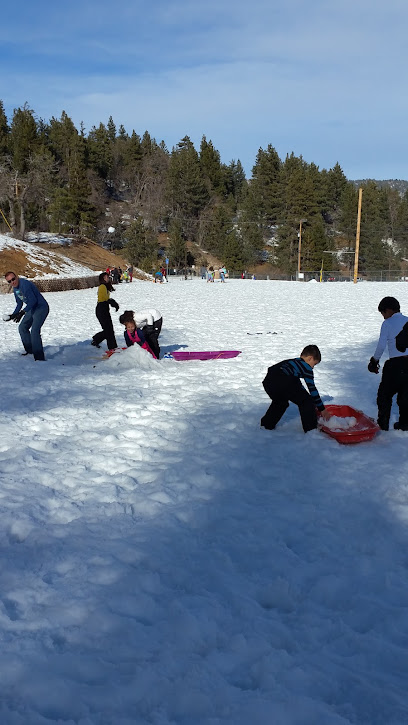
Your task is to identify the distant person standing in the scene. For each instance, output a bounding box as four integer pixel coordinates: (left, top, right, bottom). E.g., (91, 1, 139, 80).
(91, 272, 119, 350)
(4, 272, 49, 360)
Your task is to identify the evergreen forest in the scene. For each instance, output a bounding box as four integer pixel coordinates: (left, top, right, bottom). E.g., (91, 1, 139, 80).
(1, 100, 408, 275)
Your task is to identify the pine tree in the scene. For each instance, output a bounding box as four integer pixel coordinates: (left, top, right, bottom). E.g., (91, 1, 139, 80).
(326, 162, 348, 213)
(107, 116, 116, 143)
(199, 136, 224, 196)
(126, 131, 143, 172)
(167, 136, 209, 240)
(222, 159, 247, 208)
(338, 183, 358, 245)
(301, 217, 330, 271)
(249, 144, 282, 224)
(48, 111, 78, 167)
(222, 231, 246, 272)
(359, 181, 390, 270)
(395, 191, 408, 254)
(125, 216, 157, 269)
(275, 222, 298, 272)
(10, 103, 38, 173)
(167, 218, 187, 266)
(0, 100, 10, 155)
(88, 123, 113, 180)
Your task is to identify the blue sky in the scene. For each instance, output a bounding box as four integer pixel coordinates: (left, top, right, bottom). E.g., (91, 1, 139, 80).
(1, 0, 407, 179)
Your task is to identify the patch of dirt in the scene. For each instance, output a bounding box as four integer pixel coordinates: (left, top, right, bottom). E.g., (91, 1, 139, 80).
(0, 237, 130, 279)
(35, 238, 129, 272)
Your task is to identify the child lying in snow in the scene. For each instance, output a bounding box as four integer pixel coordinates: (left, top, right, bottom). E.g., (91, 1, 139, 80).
(118, 311, 156, 358)
(261, 344, 330, 433)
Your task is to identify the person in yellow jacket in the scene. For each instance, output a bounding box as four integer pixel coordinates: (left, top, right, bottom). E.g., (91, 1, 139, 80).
(91, 272, 119, 350)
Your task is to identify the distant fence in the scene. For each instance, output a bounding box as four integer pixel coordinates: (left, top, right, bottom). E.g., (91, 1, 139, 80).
(0, 274, 100, 295)
(168, 270, 408, 282)
(227, 270, 408, 282)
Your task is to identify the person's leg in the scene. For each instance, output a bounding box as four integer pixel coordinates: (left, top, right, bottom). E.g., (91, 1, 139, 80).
(154, 318, 163, 336)
(94, 303, 118, 348)
(144, 331, 160, 358)
(30, 304, 49, 360)
(93, 305, 107, 346)
(18, 310, 34, 354)
(261, 399, 289, 429)
(377, 360, 397, 431)
(261, 373, 289, 429)
(145, 323, 160, 358)
(153, 318, 162, 357)
(102, 310, 117, 350)
(286, 378, 318, 432)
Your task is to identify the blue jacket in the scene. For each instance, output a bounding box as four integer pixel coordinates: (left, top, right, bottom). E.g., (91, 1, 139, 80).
(12, 278, 48, 315)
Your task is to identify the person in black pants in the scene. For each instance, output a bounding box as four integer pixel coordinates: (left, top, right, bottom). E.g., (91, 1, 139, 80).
(368, 296, 408, 430)
(132, 308, 163, 359)
(92, 272, 119, 350)
(261, 345, 330, 432)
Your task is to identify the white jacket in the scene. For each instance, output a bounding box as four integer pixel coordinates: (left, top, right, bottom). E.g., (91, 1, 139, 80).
(134, 309, 162, 328)
(373, 312, 408, 360)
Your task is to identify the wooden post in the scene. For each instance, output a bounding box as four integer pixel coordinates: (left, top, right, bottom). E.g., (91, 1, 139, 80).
(0, 208, 12, 231)
(353, 187, 363, 284)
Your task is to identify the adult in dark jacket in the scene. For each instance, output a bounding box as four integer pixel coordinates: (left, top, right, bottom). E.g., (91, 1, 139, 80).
(4, 272, 49, 360)
(91, 272, 119, 350)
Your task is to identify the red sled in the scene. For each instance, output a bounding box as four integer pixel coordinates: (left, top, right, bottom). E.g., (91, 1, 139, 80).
(319, 404, 380, 444)
(103, 347, 127, 359)
(170, 350, 241, 361)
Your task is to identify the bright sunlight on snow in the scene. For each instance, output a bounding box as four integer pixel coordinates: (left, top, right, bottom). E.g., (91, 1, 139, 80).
(1, 278, 408, 724)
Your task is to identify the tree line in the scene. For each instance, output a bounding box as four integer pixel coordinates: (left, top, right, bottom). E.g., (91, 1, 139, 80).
(1, 100, 408, 273)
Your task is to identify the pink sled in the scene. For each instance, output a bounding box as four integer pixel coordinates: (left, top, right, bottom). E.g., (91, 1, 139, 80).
(171, 350, 241, 361)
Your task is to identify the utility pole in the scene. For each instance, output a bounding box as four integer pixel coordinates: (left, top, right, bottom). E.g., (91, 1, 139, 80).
(353, 188, 363, 284)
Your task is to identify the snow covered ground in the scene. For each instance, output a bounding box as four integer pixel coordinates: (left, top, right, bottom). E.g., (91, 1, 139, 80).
(1, 278, 408, 724)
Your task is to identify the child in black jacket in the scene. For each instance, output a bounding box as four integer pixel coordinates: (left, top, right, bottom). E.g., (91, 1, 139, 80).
(261, 345, 330, 432)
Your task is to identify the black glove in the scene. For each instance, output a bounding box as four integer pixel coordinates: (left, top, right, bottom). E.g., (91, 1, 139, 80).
(109, 300, 119, 311)
(368, 357, 380, 374)
(11, 310, 25, 323)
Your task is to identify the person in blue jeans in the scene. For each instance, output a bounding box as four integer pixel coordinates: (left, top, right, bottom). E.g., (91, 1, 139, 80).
(4, 272, 49, 360)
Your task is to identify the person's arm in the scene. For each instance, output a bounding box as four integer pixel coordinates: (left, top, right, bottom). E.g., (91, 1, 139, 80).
(109, 298, 119, 311)
(372, 320, 388, 362)
(12, 291, 23, 316)
(124, 330, 133, 347)
(302, 364, 325, 411)
(15, 279, 39, 314)
(136, 328, 146, 343)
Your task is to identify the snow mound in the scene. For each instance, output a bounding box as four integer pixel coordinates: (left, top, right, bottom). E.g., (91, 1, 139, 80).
(324, 415, 357, 431)
(105, 343, 159, 370)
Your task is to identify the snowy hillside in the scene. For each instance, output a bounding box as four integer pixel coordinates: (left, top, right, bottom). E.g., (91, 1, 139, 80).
(1, 278, 408, 724)
(0, 233, 96, 278)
